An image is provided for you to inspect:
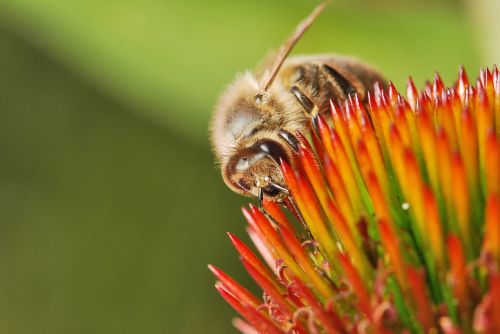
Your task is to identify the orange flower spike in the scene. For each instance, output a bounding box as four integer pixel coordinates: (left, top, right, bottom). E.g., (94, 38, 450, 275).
(485, 131, 500, 196)
(367, 92, 390, 162)
(329, 100, 353, 157)
(460, 107, 479, 196)
(406, 268, 435, 331)
(209, 265, 261, 307)
(447, 235, 469, 320)
(344, 99, 363, 145)
(450, 89, 465, 142)
(338, 254, 371, 317)
(416, 100, 440, 194)
(451, 154, 471, 249)
(379, 219, 407, 291)
(297, 135, 332, 217)
(294, 173, 339, 261)
(436, 129, 453, 217)
(243, 207, 278, 259)
(356, 94, 390, 195)
(280, 158, 338, 268)
(248, 206, 309, 283)
(475, 85, 493, 181)
(323, 156, 355, 223)
(439, 92, 459, 151)
(483, 194, 500, 263)
(326, 199, 372, 279)
(387, 126, 407, 198)
(423, 185, 445, 267)
(403, 149, 426, 232)
(365, 170, 392, 224)
(394, 101, 413, 149)
(262, 200, 296, 232)
(317, 114, 364, 216)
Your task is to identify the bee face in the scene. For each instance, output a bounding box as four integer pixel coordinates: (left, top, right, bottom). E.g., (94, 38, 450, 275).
(223, 137, 291, 200)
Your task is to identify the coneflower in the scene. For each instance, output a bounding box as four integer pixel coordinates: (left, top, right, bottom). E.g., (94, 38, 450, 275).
(209, 67, 500, 334)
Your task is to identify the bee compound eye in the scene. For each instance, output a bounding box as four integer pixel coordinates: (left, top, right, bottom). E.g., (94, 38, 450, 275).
(256, 139, 289, 164)
(262, 184, 281, 197)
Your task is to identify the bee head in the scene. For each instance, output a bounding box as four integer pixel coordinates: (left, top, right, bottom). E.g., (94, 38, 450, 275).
(223, 138, 291, 200)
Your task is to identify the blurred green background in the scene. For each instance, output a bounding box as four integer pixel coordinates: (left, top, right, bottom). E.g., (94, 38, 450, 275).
(0, 0, 491, 333)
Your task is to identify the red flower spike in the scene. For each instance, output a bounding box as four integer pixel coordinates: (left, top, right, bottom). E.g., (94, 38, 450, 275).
(227, 232, 276, 285)
(291, 279, 344, 334)
(388, 81, 398, 106)
(433, 72, 445, 99)
(209, 265, 261, 307)
(240, 257, 296, 319)
(406, 268, 435, 331)
(407, 77, 419, 111)
(243, 303, 287, 334)
(447, 234, 469, 319)
(232, 318, 259, 334)
(458, 66, 470, 102)
(242, 206, 279, 262)
(490, 272, 500, 333)
(338, 253, 371, 317)
(247, 225, 276, 271)
(215, 283, 259, 327)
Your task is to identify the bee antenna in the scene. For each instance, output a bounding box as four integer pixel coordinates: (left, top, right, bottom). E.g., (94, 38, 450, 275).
(259, 0, 332, 93)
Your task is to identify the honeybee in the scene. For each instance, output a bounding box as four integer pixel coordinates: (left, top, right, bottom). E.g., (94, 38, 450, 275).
(210, 1, 386, 202)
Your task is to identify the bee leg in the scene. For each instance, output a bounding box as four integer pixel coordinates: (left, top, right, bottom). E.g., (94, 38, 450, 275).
(321, 64, 358, 98)
(290, 85, 320, 133)
(290, 85, 319, 118)
(258, 188, 264, 210)
(278, 129, 300, 152)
